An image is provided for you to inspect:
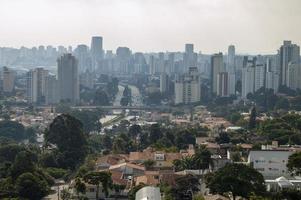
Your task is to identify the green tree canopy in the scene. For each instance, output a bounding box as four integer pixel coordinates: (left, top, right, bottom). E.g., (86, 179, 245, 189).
(287, 152, 301, 176)
(206, 163, 266, 200)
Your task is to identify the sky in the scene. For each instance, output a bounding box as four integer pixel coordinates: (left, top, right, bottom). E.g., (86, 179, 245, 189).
(0, 0, 301, 54)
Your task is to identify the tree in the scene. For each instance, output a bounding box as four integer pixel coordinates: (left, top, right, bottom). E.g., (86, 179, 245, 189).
(248, 107, 257, 129)
(129, 124, 142, 139)
(120, 97, 129, 106)
(83, 171, 112, 199)
(44, 114, 87, 169)
(194, 145, 213, 170)
(94, 89, 110, 106)
(60, 188, 72, 200)
(287, 152, 301, 176)
(128, 183, 146, 200)
(206, 163, 266, 200)
(143, 159, 155, 170)
(55, 103, 72, 114)
(172, 174, 200, 199)
(70, 110, 103, 133)
(74, 178, 86, 198)
(16, 172, 49, 200)
(11, 151, 37, 178)
(0, 120, 25, 141)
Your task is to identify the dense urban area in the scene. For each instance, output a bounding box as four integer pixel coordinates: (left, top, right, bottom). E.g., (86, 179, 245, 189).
(1, 36, 301, 200)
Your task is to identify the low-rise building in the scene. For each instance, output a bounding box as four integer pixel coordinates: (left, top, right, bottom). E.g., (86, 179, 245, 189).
(248, 150, 294, 179)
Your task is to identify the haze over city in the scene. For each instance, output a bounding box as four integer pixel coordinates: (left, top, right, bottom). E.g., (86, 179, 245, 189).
(1, 1, 301, 200)
(1, 0, 301, 54)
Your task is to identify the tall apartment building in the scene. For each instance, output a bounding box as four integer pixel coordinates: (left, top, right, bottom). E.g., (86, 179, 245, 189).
(57, 54, 79, 104)
(90, 36, 103, 71)
(183, 44, 197, 72)
(26, 68, 49, 104)
(175, 67, 201, 104)
(227, 45, 235, 73)
(287, 62, 300, 90)
(45, 75, 58, 105)
(211, 53, 224, 95)
(279, 41, 300, 87)
(242, 59, 255, 98)
(2, 66, 15, 93)
(255, 64, 266, 91)
(160, 73, 169, 93)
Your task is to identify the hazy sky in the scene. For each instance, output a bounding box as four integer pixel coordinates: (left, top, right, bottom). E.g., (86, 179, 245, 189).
(1, 0, 301, 54)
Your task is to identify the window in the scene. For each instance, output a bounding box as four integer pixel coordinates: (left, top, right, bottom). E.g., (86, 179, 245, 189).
(89, 188, 95, 193)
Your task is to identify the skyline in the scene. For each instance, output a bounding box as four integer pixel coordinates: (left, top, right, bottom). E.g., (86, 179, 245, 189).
(1, 0, 301, 54)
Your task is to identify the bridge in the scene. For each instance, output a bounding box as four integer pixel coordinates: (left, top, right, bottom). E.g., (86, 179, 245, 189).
(37, 105, 171, 111)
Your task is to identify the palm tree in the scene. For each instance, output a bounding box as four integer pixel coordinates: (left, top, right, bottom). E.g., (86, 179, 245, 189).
(83, 171, 113, 199)
(194, 145, 214, 172)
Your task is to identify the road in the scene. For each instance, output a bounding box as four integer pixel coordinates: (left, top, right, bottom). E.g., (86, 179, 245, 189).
(113, 85, 125, 106)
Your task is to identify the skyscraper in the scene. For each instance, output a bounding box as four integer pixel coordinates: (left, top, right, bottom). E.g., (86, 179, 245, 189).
(217, 72, 229, 97)
(242, 57, 256, 98)
(184, 44, 197, 72)
(57, 54, 79, 104)
(175, 67, 201, 104)
(279, 41, 300, 87)
(2, 66, 15, 93)
(211, 53, 224, 94)
(160, 73, 169, 93)
(90, 36, 103, 71)
(26, 68, 49, 104)
(227, 45, 235, 73)
(75, 44, 91, 73)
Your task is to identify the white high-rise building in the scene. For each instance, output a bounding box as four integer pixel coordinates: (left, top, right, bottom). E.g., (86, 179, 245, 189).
(175, 67, 201, 104)
(265, 58, 279, 93)
(160, 73, 169, 93)
(74, 44, 91, 73)
(242, 65, 255, 98)
(90, 36, 103, 71)
(211, 53, 224, 94)
(26, 68, 49, 104)
(57, 54, 79, 104)
(45, 75, 58, 105)
(255, 64, 266, 91)
(287, 62, 300, 90)
(227, 45, 235, 73)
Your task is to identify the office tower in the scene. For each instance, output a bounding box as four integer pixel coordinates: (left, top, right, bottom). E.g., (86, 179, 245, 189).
(2, 66, 15, 93)
(242, 58, 256, 98)
(184, 44, 197, 72)
(45, 75, 58, 105)
(167, 53, 175, 74)
(149, 55, 156, 75)
(75, 44, 91, 72)
(228, 73, 236, 95)
(217, 72, 228, 97)
(287, 62, 300, 90)
(26, 68, 49, 104)
(57, 54, 79, 104)
(90, 36, 103, 70)
(279, 41, 300, 86)
(211, 53, 224, 94)
(116, 47, 132, 74)
(160, 73, 169, 93)
(134, 53, 147, 74)
(158, 52, 165, 73)
(175, 67, 201, 104)
(255, 64, 266, 91)
(58, 46, 67, 55)
(227, 45, 236, 73)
